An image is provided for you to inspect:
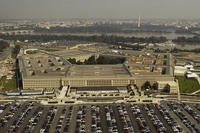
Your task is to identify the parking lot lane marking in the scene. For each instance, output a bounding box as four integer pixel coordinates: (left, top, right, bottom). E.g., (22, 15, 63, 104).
(151, 104, 174, 133)
(139, 104, 157, 133)
(68, 105, 78, 133)
(85, 105, 92, 133)
(33, 106, 49, 133)
(59, 106, 69, 132)
(165, 103, 191, 133)
(49, 106, 63, 133)
(18, 105, 38, 133)
(192, 104, 200, 126)
(178, 104, 200, 131)
(113, 104, 125, 133)
(125, 104, 141, 133)
(0, 102, 17, 132)
(0, 102, 13, 118)
(2, 102, 28, 133)
(99, 105, 109, 133)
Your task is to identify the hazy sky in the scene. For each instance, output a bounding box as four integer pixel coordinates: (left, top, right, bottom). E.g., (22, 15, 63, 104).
(0, 0, 200, 19)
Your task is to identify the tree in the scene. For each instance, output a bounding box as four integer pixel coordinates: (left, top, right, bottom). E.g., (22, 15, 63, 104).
(11, 44, 20, 59)
(68, 58, 77, 64)
(162, 84, 170, 93)
(152, 82, 158, 90)
(141, 81, 151, 90)
(84, 56, 96, 64)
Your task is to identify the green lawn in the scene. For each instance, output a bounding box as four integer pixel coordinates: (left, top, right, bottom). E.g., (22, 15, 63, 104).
(26, 50, 40, 54)
(176, 76, 200, 93)
(0, 76, 16, 90)
(41, 48, 59, 52)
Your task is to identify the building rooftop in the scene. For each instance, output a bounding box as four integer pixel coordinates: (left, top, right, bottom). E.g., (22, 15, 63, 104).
(18, 49, 173, 79)
(19, 52, 132, 78)
(67, 64, 131, 78)
(53, 49, 96, 59)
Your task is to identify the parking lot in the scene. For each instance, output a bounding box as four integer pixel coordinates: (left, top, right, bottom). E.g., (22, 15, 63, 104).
(0, 101, 199, 133)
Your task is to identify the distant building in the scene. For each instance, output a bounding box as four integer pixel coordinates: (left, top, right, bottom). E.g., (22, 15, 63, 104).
(174, 66, 187, 76)
(186, 73, 198, 78)
(137, 16, 141, 28)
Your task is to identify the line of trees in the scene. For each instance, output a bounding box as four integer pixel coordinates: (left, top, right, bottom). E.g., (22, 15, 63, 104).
(141, 81, 170, 93)
(0, 34, 167, 44)
(171, 47, 200, 53)
(34, 24, 175, 34)
(68, 55, 126, 65)
(141, 81, 158, 91)
(173, 36, 200, 44)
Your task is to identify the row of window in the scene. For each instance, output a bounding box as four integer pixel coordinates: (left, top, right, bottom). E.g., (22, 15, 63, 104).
(23, 79, 132, 88)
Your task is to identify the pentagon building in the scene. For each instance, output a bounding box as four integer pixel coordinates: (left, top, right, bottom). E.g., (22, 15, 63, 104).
(18, 49, 175, 91)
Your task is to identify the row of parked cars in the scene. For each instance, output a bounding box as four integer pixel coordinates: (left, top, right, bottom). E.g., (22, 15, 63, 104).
(76, 106, 87, 133)
(40, 106, 57, 133)
(55, 106, 73, 133)
(9, 102, 34, 132)
(55, 106, 68, 133)
(0, 102, 21, 128)
(168, 103, 200, 133)
(63, 106, 73, 133)
(117, 104, 134, 133)
(105, 105, 118, 133)
(155, 104, 183, 133)
(144, 104, 166, 133)
(195, 104, 200, 111)
(0, 102, 12, 114)
(91, 105, 102, 133)
(0, 102, 199, 133)
(131, 105, 150, 133)
(24, 106, 44, 132)
(181, 103, 200, 124)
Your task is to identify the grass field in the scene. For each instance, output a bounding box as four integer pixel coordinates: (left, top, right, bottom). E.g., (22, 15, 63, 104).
(41, 48, 59, 52)
(0, 76, 16, 90)
(26, 50, 40, 54)
(176, 76, 200, 93)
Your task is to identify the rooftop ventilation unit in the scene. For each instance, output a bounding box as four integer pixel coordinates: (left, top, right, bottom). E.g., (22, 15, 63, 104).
(29, 70, 35, 76)
(41, 69, 47, 73)
(39, 64, 43, 67)
(49, 62, 54, 66)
